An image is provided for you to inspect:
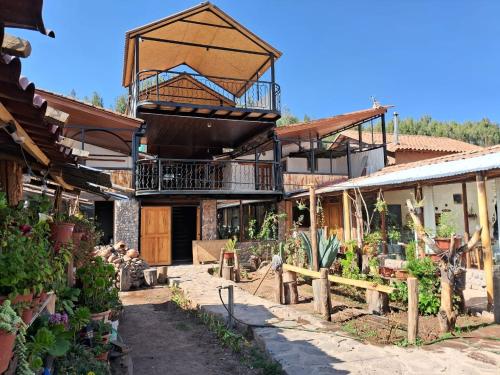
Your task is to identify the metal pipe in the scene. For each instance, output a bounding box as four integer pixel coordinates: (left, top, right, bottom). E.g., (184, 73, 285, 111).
(393, 112, 399, 145)
(381, 114, 388, 166)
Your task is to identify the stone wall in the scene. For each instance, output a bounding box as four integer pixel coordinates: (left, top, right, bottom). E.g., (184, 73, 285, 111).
(114, 199, 139, 250)
(465, 268, 486, 290)
(201, 200, 217, 240)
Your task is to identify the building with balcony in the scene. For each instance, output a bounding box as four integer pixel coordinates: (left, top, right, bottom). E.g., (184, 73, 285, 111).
(120, 2, 284, 264)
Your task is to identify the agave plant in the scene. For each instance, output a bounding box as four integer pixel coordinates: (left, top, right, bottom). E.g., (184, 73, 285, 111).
(299, 228, 340, 269)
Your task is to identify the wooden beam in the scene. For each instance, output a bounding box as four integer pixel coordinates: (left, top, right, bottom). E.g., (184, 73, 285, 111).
(343, 190, 352, 242)
(45, 106, 69, 127)
(1, 33, 31, 58)
(476, 173, 493, 309)
(49, 169, 74, 191)
(0, 101, 50, 166)
(309, 185, 319, 271)
(283, 264, 395, 294)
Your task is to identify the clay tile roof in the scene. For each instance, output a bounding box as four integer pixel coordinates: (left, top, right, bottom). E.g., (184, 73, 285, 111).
(340, 131, 483, 153)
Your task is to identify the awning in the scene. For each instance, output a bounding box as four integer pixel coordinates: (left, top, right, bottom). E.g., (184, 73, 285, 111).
(293, 146, 500, 197)
(36, 89, 143, 155)
(277, 107, 388, 141)
(141, 113, 274, 158)
(0, 0, 54, 37)
(122, 2, 282, 95)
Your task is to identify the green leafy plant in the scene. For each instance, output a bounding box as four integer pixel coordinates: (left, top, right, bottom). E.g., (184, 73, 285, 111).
(388, 227, 401, 244)
(224, 237, 237, 253)
(299, 228, 340, 269)
(77, 257, 119, 314)
(340, 241, 360, 279)
(435, 211, 457, 238)
(55, 344, 111, 375)
(0, 300, 22, 334)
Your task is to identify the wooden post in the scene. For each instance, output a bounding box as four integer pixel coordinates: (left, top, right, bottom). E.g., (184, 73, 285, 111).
(320, 268, 332, 321)
(274, 267, 283, 304)
(366, 290, 389, 314)
(233, 250, 241, 283)
(343, 190, 352, 242)
(222, 266, 234, 281)
(438, 235, 457, 333)
(381, 206, 388, 255)
(309, 185, 319, 271)
(283, 271, 299, 304)
(461, 183, 471, 268)
(476, 173, 494, 309)
(157, 266, 168, 284)
(218, 248, 224, 278)
(0, 160, 23, 206)
(144, 268, 158, 286)
(493, 265, 500, 324)
(407, 277, 419, 344)
(415, 185, 426, 258)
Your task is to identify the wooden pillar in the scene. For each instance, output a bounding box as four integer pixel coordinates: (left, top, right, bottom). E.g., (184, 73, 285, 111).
(380, 192, 388, 255)
(462, 183, 471, 268)
(283, 271, 298, 304)
(407, 277, 419, 344)
(0, 160, 23, 206)
(310, 185, 319, 271)
(343, 190, 352, 242)
(476, 173, 494, 309)
(416, 185, 427, 258)
(274, 267, 283, 304)
(320, 268, 332, 321)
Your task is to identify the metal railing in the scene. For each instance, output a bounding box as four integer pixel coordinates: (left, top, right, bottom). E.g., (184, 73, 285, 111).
(132, 69, 281, 113)
(136, 158, 280, 194)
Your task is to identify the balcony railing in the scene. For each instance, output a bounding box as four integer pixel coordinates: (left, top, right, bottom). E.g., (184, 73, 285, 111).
(136, 158, 280, 195)
(132, 69, 281, 114)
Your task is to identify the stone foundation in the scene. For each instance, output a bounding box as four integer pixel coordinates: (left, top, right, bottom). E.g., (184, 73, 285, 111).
(114, 199, 139, 250)
(201, 200, 217, 240)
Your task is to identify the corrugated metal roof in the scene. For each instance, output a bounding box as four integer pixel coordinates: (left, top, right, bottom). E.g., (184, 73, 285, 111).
(293, 146, 500, 197)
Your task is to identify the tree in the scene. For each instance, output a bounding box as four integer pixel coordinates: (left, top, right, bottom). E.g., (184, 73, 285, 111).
(83, 91, 104, 107)
(277, 106, 300, 126)
(113, 94, 128, 114)
(374, 115, 500, 146)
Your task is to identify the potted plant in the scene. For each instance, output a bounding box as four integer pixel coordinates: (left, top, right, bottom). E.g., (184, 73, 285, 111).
(50, 213, 75, 252)
(0, 300, 23, 372)
(77, 257, 119, 321)
(363, 231, 382, 256)
(434, 212, 460, 251)
(223, 237, 237, 265)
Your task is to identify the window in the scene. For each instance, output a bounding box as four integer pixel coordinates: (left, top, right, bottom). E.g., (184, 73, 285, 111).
(292, 203, 310, 228)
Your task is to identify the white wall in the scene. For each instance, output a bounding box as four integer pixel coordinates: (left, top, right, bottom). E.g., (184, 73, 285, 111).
(62, 138, 132, 169)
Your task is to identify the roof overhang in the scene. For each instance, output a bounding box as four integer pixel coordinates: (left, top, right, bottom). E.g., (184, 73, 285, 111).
(122, 2, 281, 94)
(277, 107, 388, 141)
(36, 89, 143, 155)
(140, 113, 274, 158)
(0, 0, 54, 37)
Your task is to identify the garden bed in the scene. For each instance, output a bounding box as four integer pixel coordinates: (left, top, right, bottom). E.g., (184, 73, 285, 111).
(226, 268, 491, 345)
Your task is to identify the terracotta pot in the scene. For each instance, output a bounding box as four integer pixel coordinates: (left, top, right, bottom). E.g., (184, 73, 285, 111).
(72, 231, 84, 251)
(91, 310, 111, 322)
(39, 291, 48, 303)
(95, 350, 109, 362)
(223, 252, 234, 259)
(12, 293, 33, 306)
(0, 330, 16, 373)
(427, 254, 442, 263)
(32, 295, 42, 310)
(434, 238, 451, 251)
(395, 269, 409, 280)
(21, 307, 34, 324)
(379, 266, 394, 278)
(50, 222, 75, 252)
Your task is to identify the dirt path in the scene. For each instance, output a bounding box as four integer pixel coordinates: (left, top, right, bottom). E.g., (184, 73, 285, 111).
(119, 287, 259, 375)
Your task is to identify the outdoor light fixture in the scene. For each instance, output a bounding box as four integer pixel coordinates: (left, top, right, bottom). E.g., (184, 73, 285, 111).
(22, 167, 33, 184)
(207, 122, 212, 128)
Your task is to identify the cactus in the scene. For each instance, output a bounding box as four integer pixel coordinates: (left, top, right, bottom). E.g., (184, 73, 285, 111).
(299, 228, 340, 269)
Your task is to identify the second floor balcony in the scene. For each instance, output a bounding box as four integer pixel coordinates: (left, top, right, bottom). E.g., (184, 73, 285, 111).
(131, 69, 281, 122)
(136, 158, 282, 197)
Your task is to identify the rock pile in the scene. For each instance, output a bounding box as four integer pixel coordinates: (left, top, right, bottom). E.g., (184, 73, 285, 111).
(94, 241, 149, 291)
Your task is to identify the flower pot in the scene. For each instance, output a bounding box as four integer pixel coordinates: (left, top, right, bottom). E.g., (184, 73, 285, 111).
(50, 222, 75, 252)
(223, 252, 234, 260)
(434, 238, 451, 251)
(426, 253, 442, 263)
(95, 350, 109, 361)
(91, 310, 111, 322)
(0, 330, 16, 373)
(21, 307, 34, 324)
(379, 266, 394, 278)
(12, 293, 33, 306)
(39, 291, 48, 303)
(72, 231, 84, 251)
(395, 269, 409, 280)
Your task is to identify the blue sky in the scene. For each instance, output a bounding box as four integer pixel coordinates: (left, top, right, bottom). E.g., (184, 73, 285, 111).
(13, 0, 500, 122)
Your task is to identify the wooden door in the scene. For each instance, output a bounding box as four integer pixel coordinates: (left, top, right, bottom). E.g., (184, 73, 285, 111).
(324, 203, 343, 239)
(140, 206, 172, 265)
